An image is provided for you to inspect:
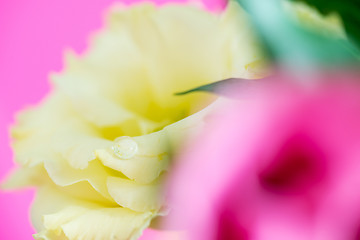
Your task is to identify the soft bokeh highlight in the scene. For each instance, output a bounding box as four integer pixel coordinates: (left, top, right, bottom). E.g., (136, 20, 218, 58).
(168, 71, 360, 240)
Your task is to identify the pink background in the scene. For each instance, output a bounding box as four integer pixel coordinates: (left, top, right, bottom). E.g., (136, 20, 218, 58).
(0, 0, 225, 239)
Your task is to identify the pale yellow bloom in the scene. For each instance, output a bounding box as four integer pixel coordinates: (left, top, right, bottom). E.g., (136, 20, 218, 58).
(3, 2, 261, 240)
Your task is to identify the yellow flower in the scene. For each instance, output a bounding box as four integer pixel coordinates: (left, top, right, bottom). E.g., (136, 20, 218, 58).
(3, 2, 261, 240)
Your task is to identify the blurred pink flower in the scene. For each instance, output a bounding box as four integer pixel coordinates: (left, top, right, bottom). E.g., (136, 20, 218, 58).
(167, 72, 360, 240)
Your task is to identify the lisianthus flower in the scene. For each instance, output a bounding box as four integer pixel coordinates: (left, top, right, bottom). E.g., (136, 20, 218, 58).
(167, 71, 360, 240)
(2, 1, 262, 239)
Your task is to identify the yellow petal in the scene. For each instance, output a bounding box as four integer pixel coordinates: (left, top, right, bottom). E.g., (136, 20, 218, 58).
(52, 2, 259, 128)
(95, 131, 169, 184)
(31, 187, 74, 232)
(32, 186, 153, 240)
(43, 155, 113, 200)
(216, 1, 264, 79)
(11, 93, 74, 167)
(61, 207, 152, 240)
(33, 230, 67, 240)
(1, 165, 46, 189)
(50, 119, 112, 169)
(107, 176, 164, 212)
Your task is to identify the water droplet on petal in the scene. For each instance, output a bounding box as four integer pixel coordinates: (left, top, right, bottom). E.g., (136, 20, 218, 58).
(112, 136, 138, 159)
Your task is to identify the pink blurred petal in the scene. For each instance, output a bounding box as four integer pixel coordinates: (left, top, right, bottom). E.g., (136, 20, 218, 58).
(167, 71, 360, 240)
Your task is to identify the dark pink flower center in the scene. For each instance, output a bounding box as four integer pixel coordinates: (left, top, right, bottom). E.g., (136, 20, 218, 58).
(259, 134, 326, 194)
(216, 208, 248, 240)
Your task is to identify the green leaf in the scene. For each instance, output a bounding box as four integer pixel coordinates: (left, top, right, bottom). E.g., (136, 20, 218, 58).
(289, 0, 360, 49)
(175, 78, 268, 98)
(235, 0, 360, 68)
